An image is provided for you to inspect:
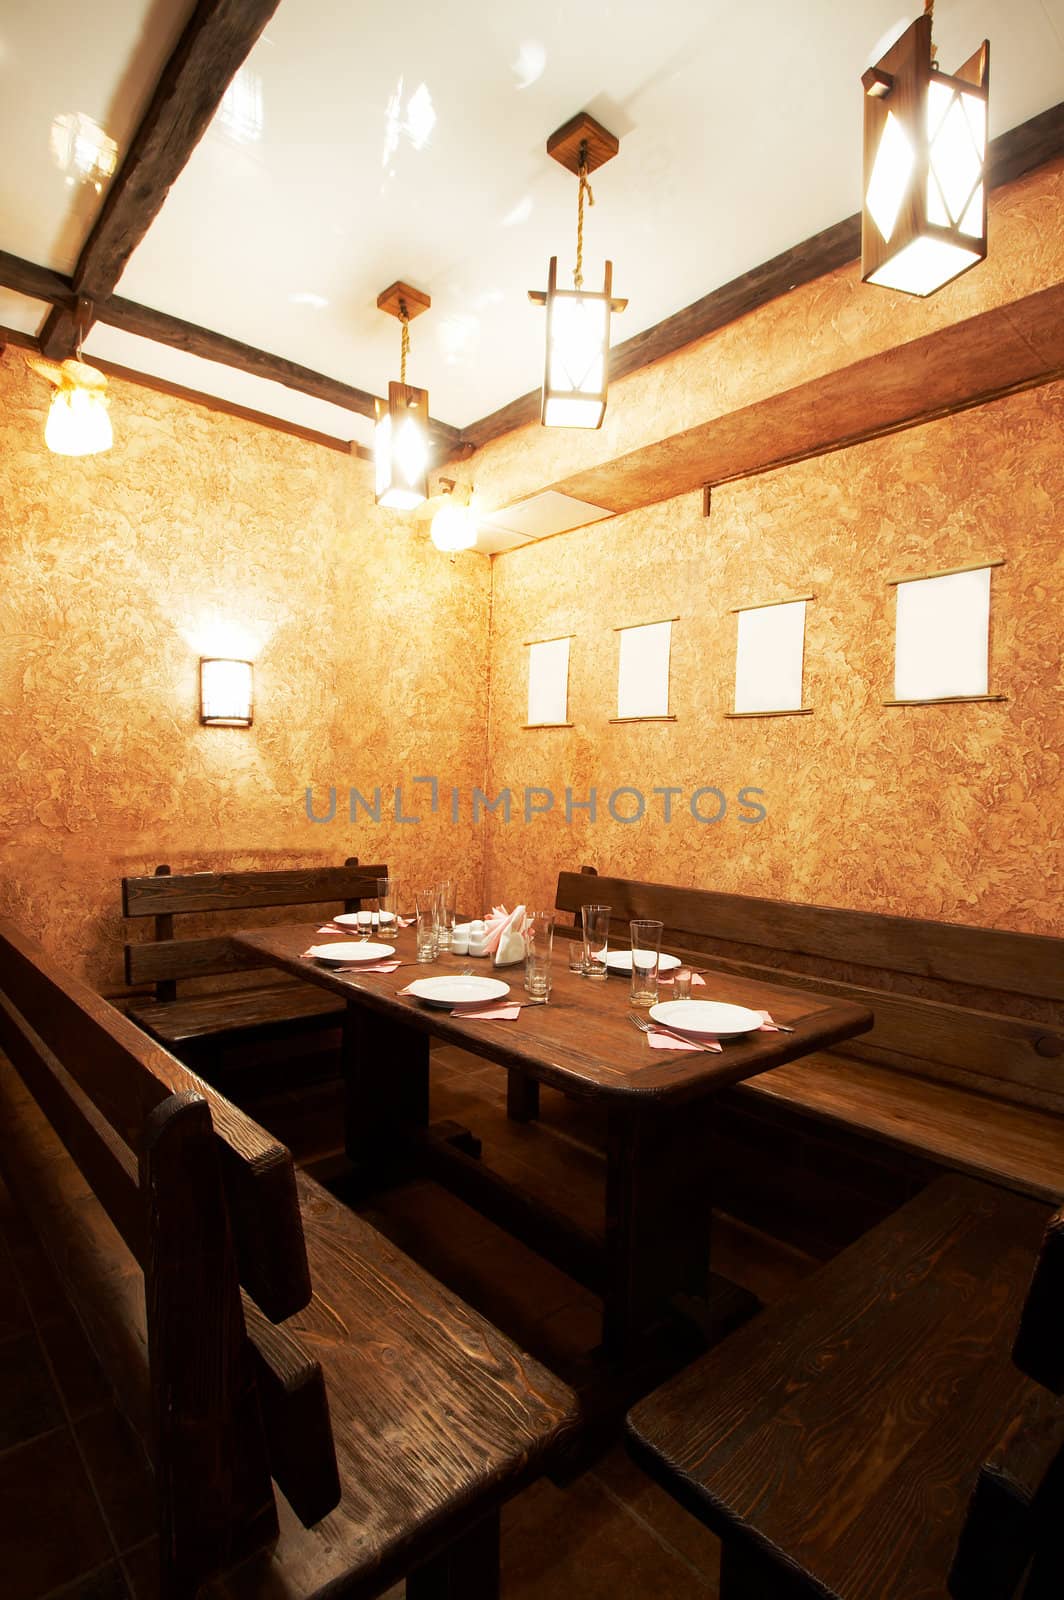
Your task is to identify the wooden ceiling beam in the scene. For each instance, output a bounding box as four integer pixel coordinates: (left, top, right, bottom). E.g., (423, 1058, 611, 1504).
(39, 0, 283, 359)
(0, 253, 460, 451)
(456, 101, 1064, 453)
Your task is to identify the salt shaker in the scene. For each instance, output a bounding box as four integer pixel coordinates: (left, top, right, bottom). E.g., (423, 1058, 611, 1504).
(452, 923, 470, 956)
(467, 919, 488, 958)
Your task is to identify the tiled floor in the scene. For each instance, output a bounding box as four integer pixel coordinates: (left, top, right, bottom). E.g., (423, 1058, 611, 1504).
(0, 1044, 818, 1599)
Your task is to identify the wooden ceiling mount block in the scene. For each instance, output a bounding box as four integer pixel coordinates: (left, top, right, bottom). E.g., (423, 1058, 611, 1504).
(376, 281, 431, 321)
(547, 112, 620, 175)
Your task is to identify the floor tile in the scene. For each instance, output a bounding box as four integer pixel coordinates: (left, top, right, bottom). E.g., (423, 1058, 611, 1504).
(0, 1429, 113, 1600)
(75, 1408, 156, 1552)
(118, 1539, 157, 1600)
(43, 1562, 131, 1600)
(39, 1315, 114, 1422)
(0, 1329, 65, 1450)
(0, 1238, 33, 1342)
(592, 1443, 722, 1585)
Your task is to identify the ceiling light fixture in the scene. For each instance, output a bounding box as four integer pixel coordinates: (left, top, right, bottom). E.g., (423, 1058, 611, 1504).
(374, 280, 432, 511)
(529, 112, 627, 430)
(26, 301, 113, 457)
(430, 479, 477, 557)
(862, 2, 989, 297)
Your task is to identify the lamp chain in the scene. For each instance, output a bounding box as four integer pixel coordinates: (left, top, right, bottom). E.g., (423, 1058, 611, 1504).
(574, 145, 595, 291)
(399, 300, 410, 385)
(924, 0, 938, 67)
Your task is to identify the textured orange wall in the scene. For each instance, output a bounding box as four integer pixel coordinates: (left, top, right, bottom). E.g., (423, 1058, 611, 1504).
(0, 349, 492, 991)
(484, 382, 1064, 935)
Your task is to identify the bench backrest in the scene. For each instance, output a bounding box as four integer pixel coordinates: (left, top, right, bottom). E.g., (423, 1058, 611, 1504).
(124, 858, 387, 998)
(0, 915, 340, 1590)
(557, 870, 1064, 1116)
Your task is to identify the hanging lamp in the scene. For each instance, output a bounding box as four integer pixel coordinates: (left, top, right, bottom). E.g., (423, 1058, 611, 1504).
(430, 478, 477, 557)
(862, 3, 989, 297)
(374, 280, 432, 509)
(529, 112, 627, 429)
(25, 299, 113, 456)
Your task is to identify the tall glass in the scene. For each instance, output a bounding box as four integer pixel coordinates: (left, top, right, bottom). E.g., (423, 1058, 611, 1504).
(629, 919, 664, 1007)
(581, 903, 611, 981)
(436, 879, 456, 952)
(377, 876, 400, 938)
(355, 894, 378, 940)
(525, 912, 554, 997)
(414, 885, 439, 962)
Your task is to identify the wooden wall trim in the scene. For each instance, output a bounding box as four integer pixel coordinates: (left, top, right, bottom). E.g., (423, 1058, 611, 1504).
(456, 101, 1064, 453)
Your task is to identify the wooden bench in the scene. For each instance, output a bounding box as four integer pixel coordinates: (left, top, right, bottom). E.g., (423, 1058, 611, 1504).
(627, 1174, 1064, 1598)
(0, 914, 577, 1598)
(122, 860, 386, 1065)
(539, 869, 1064, 1212)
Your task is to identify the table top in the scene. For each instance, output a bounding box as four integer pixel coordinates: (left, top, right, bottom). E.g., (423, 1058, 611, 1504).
(233, 925, 873, 1107)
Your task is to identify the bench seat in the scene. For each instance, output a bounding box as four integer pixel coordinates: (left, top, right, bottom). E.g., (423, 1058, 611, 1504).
(127, 981, 344, 1048)
(0, 1054, 577, 1599)
(627, 1175, 1061, 1600)
(736, 1051, 1064, 1205)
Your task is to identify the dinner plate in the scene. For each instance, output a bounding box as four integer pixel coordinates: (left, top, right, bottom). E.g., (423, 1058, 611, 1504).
(605, 950, 682, 975)
(305, 941, 396, 964)
(649, 999, 763, 1037)
(406, 976, 511, 1008)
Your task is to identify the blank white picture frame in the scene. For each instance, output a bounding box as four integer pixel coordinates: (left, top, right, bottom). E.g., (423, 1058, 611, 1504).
(734, 600, 807, 713)
(894, 567, 991, 701)
(526, 636, 571, 725)
(617, 620, 673, 718)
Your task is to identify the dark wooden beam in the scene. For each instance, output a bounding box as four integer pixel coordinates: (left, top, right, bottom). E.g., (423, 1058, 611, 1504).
(0, 255, 458, 451)
(0, 323, 374, 460)
(455, 102, 1064, 453)
(39, 0, 282, 358)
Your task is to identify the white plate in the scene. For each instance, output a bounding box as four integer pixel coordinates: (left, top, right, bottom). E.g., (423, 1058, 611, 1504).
(406, 976, 511, 1008)
(649, 1000, 763, 1038)
(605, 950, 682, 975)
(305, 942, 396, 964)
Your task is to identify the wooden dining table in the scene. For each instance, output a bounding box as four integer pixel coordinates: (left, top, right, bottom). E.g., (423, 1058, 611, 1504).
(231, 924, 873, 1360)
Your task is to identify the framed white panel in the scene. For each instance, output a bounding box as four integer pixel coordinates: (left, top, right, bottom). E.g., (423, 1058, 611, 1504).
(617, 620, 672, 718)
(734, 600, 807, 713)
(527, 637, 571, 725)
(894, 567, 991, 701)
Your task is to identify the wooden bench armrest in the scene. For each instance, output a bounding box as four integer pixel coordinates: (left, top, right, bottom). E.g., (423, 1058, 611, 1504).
(242, 1295, 341, 1527)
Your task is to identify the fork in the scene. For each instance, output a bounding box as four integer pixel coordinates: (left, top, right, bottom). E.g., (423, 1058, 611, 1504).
(628, 1012, 715, 1052)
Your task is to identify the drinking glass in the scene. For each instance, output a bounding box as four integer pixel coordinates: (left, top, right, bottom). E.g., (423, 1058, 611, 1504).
(377, 877, 399, 938)
(436, 880, 456, 952)
(414, 885, 439, 962)
(672, 966, 693, 1000)
(355, 897, 378, 940)
(629, 919, 664, 1007)
(525, 913, 554, 996)
(567, 937, 586, 974)
(581, 904, 611, 981)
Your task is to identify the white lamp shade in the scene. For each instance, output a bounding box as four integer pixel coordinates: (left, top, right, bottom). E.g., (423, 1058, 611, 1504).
(45, 387, 113, 456)
(430, 499, 476, 552)
(200, 658, 254, 726)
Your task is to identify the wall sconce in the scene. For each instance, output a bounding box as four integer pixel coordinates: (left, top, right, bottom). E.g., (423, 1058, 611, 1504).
(862, 8, 989, 297)
(200, 658, 254, 726)
(430, 478, 477, 556)
(374, 281, 432, 510)
(529, 112, 627, 429)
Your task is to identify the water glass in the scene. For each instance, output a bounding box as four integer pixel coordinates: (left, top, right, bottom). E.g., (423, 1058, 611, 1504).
(355, 897, 378, 940)
(567, 938, 586, 974)
(377, 876, 399, 937)
(525, 913, 554, 996)
(629, 919, 664, 1007)
(673, 966, 693, 1000)
(581, 903, 611, 981)
(436, 880, 457, 952)
(414, 885, 439, 962)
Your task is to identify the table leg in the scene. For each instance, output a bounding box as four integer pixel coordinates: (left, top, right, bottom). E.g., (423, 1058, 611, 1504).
(341, 1002, 430, 1170)
(602, 1100, 758, 1358)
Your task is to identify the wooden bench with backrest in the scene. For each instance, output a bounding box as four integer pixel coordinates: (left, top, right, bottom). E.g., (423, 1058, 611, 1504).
(627, 1172, 1064, 1598)
(534, 869, 1064, 1211)
(122, 859, 387, 1064)
(0, 913, 577, 1599)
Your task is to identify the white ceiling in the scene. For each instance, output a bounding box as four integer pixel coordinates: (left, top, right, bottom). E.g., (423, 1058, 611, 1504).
(2, 0, 1062, 465)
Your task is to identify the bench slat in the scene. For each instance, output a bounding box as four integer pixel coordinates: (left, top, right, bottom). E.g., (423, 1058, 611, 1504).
(128, 983, 344, 1047)
(126, 935, 269, 986)
(123, 865, 387, 917)
(557, 871, 1064, 1002)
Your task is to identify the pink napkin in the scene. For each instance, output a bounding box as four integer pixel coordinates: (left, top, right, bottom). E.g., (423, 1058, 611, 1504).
(449, 1001, 521, 1020)
(645, 1009, 779, 1052)
(656, 972, 706, 988)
